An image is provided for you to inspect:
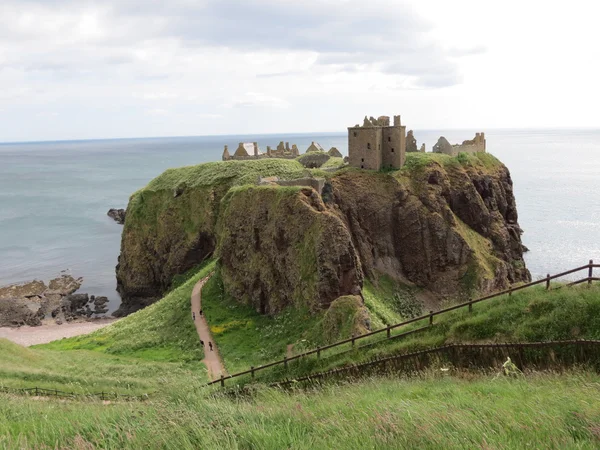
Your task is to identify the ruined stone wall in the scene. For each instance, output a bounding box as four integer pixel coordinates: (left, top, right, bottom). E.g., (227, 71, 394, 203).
(434, 133, 486, 157)
(274, 178, 326, 195)
(228, 154, 297, 161)
(348, 127, 382, 170)
(381, 126, 406, 169)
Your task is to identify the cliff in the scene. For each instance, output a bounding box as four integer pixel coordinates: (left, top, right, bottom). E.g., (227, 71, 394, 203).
(115, 152, 530, 316)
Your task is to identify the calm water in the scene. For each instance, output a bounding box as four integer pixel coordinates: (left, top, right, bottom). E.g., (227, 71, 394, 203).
(1, 130, 599, 311)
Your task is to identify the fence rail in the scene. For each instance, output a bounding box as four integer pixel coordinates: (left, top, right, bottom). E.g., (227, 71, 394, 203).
(0, 386, 149, 401)
(273, 340, 600, 388)
(208, 260, 599, 386)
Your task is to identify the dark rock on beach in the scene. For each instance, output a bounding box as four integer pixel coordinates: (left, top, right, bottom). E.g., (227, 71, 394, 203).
(0, 274, 112, 328)
(107, 208, 126, 224)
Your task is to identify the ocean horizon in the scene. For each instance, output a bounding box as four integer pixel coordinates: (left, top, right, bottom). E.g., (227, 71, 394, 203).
(1, 128, 599, 313)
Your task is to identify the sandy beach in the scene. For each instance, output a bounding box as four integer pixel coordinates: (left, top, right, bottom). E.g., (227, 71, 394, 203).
(0, 318, 117, 347)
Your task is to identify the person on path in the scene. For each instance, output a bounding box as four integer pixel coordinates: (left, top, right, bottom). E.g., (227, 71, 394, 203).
(200, 339, 204, 347)
(208, 341, 213, 352)
(192, 312, 196, 320)
(199, 309, 203, 317)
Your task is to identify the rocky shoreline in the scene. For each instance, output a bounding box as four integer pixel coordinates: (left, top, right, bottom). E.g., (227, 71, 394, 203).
(0, 274, 111, 328)
(107, 208, 126, 224)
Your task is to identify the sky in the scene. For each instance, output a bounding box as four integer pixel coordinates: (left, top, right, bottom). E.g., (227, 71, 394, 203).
(0, 0, 598, 141)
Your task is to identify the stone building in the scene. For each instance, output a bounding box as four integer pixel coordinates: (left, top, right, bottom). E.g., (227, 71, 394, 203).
(406, 130, 424, 153)
(328, 147, 343, 158)
(222, 141, 297, 161)
(306, 142, 325, 153)
(348, 115, 406, 170)
(432, 133, 486, 157)
(267, 141, 299, 158)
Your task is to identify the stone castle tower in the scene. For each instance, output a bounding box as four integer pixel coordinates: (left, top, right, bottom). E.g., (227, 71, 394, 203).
(348, 115, 406, 170)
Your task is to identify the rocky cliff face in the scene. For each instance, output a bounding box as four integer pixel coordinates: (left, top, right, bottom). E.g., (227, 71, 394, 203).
(218, 186, 362, 314)
(115, 154, 529, 316)
(330, 154, 529, 297)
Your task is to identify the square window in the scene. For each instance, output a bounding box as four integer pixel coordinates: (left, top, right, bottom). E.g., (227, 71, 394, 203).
(391, 148, 394, 153)
(367, 143, 371, 149)
(388, 136, 391, 142)
(361, 158, 364, 162)
(353, 132, 357, 137)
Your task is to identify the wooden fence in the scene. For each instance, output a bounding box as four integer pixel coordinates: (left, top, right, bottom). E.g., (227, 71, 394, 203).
(0, 386, 149, 401)
(208, 260, 599, 387)
(273, 340, 600, 388)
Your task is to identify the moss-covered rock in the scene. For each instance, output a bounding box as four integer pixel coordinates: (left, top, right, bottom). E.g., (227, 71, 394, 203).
(319, 295, 370, 344)
(217, 186, 362, 314)
(116, 153, 529, 316)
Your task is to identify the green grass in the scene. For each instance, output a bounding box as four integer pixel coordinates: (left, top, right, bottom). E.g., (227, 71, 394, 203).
(201, 271, 325, 373)
(40, 260, 216, 363)
(362, 275, 411, 328)
(144, 159, 308, 192)
(1, 371, 600, 449)
(243, 284, 600, 383)
(0, 338, 205, 395)
(322, 156, 345, 168)
(0, 262, 217, 393)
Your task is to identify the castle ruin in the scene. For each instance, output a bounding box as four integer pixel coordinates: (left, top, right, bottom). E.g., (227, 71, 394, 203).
(222, 140, 343, 162)
(432, 133, 486, 157)
(348, 115, 406, 170)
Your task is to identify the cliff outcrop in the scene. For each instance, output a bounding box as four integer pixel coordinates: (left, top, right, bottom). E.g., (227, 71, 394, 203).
(115, 153, 529, 316)
(218, 186, 362, 314)
(330, 154, 529, 297)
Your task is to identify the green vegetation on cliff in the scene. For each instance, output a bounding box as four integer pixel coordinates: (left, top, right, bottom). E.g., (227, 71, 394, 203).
(248, 284, 600, 383)
(201, 271, 366, 374)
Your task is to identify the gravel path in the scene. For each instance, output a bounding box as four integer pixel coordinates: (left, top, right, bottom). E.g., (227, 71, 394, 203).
(0, 319, 116, 347)
(191, 275, 227, 380)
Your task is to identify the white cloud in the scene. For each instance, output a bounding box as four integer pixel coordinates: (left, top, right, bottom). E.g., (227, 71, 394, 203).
(0, 0, 597, 140)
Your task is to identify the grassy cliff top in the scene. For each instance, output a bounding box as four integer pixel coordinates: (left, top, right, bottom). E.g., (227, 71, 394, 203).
(139, 151, 501, 195)
(144, 159, 309, 192)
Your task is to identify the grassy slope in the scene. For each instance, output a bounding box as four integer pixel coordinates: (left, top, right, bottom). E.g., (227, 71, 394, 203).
(0, 338, 201, 395)
(250, 284, 600, 382)
(42, 260, 216, 363)
(201, 271, 325, 374)
(0, 261, 218, 393)
(1, 372, 599, 449)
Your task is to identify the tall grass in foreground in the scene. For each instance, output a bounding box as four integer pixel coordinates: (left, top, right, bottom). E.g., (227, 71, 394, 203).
(1, 371, 599, 449)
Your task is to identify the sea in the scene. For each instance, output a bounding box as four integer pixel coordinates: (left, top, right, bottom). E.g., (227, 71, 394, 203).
(1, 129, 599, 313)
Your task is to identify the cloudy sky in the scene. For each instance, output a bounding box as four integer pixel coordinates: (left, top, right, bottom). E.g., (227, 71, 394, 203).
(0, 0, 598, 141)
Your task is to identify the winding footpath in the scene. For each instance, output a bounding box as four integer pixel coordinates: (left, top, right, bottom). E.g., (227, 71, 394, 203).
(191, 275, 227, 380)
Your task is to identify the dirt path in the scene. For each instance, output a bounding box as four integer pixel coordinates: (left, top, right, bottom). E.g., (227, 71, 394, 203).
(191, 275, 226, 380)
(0, 318, 117, 347)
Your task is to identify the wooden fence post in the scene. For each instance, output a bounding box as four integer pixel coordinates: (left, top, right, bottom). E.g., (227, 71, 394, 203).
(284, 356, 288, 369)
(429, 311, 434, 325)
(509, 287, 513, 297)
(589, 260, 593, 286)
(220, 375, 224, 387)
(468, 301, 472, 313)
(35, 387, 38, 397)
(251, 366, 255, 379)
(101, 391, 105, 401)
(317, 347, 321, 358)
(546, 274, 550, 290)
(351, 334, 355, 347)
(387, 325, 391, 338)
